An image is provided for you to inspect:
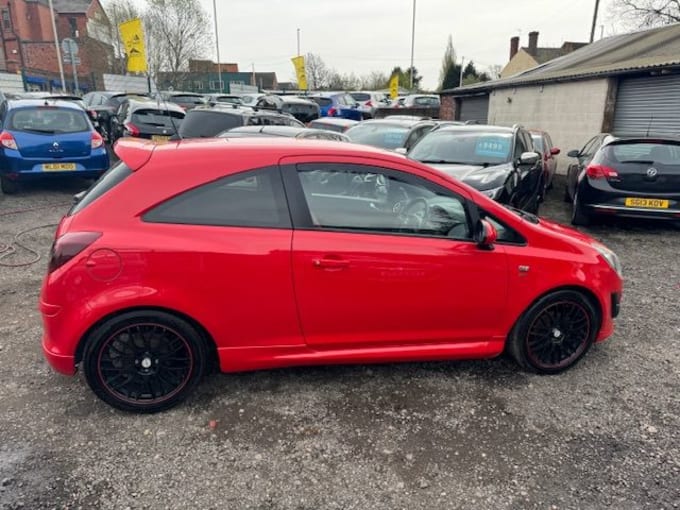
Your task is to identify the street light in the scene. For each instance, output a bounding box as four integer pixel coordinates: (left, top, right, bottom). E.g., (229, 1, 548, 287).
(212, 0, 223, 92)
(409, 0, 416, 90)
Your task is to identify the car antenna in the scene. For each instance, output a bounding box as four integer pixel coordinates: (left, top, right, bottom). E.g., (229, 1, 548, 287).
(646, 115, 654, 137)
(154, 80, 182, 140)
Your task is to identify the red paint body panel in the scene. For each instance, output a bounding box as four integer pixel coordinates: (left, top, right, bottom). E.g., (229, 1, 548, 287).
(39, 138, 623, 376)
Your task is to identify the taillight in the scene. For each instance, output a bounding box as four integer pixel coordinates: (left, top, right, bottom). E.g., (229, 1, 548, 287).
(328, 107, 337, 117)
(0, 131, 18, 150)
(91, 131, 104, 149)
(586, 164, 619, 179)
(366, 100, 373, 107)
(48, 232, 102, 273)
(123, 122, 140, 137)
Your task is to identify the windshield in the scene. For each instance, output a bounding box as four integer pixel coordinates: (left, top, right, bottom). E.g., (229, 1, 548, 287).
(345, 123, 409, 149)
(8, 107, 90, 134)
(410, 130, 513, 165)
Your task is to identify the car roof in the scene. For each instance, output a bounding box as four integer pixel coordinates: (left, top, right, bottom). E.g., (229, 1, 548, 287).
(349, 118, 422, 128)
(435, 124, 515, 134)
(226, 125, 306, 136)
(126, 98, 186, 113)
(6, 99, 86, 110)
(189, 104, 289, 117)
(605, 134, 680, 144)
(311, 118, 358, 126)
(161, 90, 203, 97)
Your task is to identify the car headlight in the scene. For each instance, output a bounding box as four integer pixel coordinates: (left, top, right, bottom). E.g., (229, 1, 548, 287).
(481, 186, 503, 200)
(593, 243, 622, 276)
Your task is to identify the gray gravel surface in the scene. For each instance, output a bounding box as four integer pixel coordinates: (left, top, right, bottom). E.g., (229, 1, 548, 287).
(0, 177, 679, 510)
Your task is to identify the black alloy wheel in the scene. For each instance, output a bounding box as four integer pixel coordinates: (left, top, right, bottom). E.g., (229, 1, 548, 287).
(507, 290, 599, 374)
(571, 193, 591, 226)
(83, 311, 209, 413)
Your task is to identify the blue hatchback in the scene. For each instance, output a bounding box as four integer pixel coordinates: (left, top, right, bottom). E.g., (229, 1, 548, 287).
(306, 93, 363, 121)
(0, 99, 109, 193)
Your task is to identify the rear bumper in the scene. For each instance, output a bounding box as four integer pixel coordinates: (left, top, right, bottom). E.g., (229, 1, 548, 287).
(42, 338, 76, 375)
(579, 181, 680, 219)
(0, 151, 109, 178)
(40, 298, 77, 375)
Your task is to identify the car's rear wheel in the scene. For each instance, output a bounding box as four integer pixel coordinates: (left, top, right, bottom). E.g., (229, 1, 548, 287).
(82, 311, 209, 413)
(0, 175, 19, 194)
(571, 193, 591, 226)
(507, 290, 599, 374)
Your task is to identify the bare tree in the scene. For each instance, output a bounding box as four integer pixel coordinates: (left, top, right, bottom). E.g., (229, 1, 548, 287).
(144, 0, 212, 87)
(613, 0, 680, 26)
(360, 71, 388, 90)
(305, 53, 330, 90)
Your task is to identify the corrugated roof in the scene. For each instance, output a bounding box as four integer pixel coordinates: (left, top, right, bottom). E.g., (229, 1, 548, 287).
(443, 23, 680, 95)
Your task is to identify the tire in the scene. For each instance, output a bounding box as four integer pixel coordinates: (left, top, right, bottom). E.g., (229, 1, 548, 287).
(507, 290, 599, 374)
(82, 310, 209, 413)
(571, 193, 591, 226)
(0, 175, 19, 194)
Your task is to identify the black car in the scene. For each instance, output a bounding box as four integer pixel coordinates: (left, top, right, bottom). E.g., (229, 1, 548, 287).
(176, 104, 303, 139)
(566, 134, 680, 225)
(109, 98, 185, 142)
(83, 91, 151, 141)
(254, 95, 320, 123)
(407, 124, 543, 213)
(159, 91, 207, 111)
(219, 125, 349, 142)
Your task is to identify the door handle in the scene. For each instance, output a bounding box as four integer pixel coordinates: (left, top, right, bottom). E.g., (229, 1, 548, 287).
(312, 258, 350, 270)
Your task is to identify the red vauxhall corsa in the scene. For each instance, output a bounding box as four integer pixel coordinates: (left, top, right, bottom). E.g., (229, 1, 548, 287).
(40, 138, 623, 413)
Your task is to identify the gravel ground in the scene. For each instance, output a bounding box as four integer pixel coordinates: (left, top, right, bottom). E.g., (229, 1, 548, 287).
(0, 176, 679, 510)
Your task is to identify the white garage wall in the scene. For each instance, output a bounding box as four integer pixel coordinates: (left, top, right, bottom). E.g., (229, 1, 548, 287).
(487, 79, 610, 174)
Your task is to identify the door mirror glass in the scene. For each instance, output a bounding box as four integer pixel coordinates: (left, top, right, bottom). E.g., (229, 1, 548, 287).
(567, 149, 580, 158)
(474, 219, 497, 249)
(519, 151, 540, 166)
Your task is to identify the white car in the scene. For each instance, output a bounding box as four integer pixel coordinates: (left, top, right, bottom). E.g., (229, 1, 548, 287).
(349, 91, 390, 119)
(394, 94, 441, 108)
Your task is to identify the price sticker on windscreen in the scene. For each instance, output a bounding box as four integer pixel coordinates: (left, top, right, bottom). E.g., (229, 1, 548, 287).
(475, 136, 511, 159)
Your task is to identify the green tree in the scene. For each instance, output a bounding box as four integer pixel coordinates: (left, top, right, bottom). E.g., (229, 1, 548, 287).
(461, 61, 490, 86)
(439, 35, 461, 90)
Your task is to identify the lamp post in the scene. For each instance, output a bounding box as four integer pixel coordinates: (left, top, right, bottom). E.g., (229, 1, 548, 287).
(212, 0, 223, 92)
(297, 28, 300, 56)
(590, 0, 601, 43)
(47, 0, 66, 91)
(409, 0, 416, 90)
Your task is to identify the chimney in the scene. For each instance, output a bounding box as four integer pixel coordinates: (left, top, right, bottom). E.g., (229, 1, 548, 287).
(528, 31, 539, 56)
(510, 36, 519, 60)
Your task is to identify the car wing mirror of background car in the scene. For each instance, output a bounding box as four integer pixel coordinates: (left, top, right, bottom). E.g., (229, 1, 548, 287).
(474, 219, 497, 250)
(567, 149, 580, 158)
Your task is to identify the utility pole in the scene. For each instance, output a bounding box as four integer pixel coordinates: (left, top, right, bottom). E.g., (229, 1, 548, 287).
(590, 0, 601, 43)
(459, 56, 465, 88)
(212, 0, 223, 92)
(47, 0, 65, 91)
(297, 28, 301, 56)
(409, 0, 416, 90)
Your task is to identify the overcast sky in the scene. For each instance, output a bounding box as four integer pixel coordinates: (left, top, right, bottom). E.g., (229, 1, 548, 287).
(198, 0, 619, 90)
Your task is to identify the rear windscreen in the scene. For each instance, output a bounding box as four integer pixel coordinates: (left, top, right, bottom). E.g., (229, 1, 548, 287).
(69, 162, 132, 215)
(178, 110, 243, 138)
(8, 107, 90, 134)
(604, 142, 680, 164)
(350, 93, 370, 102)
(132, 109, 184, 128)
(171, 95, 205, 104)
(308, 97, 332, 107)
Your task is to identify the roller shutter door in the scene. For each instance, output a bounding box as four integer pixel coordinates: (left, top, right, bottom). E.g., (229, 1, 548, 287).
(613, 75, 680, 136)
(459, 95, 489, 123)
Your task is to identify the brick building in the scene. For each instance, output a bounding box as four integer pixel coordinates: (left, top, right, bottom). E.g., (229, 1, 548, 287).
(0, 0, 113, 91)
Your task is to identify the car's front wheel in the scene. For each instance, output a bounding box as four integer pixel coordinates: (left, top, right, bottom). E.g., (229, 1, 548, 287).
(82, 310, 209, 413)
(507, 290, 599, 374)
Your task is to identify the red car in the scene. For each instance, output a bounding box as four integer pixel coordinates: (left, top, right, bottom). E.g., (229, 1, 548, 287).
(40, 138, 623, 413)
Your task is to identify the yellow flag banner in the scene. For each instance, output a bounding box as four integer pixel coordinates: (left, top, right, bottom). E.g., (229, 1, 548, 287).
(120, 18, 147, 73)
(389, 74, 399, 99)
(291, 56, 308, 90)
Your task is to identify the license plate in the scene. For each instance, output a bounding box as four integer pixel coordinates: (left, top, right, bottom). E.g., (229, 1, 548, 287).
(42, 163, 76, 171)
(624, 197, 669, 209)
(151, 135, 170, 142)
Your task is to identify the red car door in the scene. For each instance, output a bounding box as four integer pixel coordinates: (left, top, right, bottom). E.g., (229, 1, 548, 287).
(282, 158, 509, 348)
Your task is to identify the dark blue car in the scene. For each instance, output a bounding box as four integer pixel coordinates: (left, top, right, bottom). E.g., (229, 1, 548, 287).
(0, 99, 109, 194)
(306, 93, 363, 121)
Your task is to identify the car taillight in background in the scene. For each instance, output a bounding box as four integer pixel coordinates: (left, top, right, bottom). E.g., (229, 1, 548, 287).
(123, 123, 140, 137)
(328, 107, 337, 117)
(366, 100, 373, 107)
(91, 131, 104, 149)
(586, 164, 619, 179)
(48, 232, 102, 273)
(0, 131, 18, 150)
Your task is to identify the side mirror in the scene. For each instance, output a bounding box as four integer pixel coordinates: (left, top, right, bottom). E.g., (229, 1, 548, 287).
(394, 147, 407, 155)
(550, 147, 561, 156)
(567, 149, 580, 158)
(474, 219, 497, 250)
(519, 151, 540, 166)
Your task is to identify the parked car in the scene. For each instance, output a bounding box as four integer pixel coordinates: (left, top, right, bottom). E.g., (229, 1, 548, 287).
(349, 91, 390, 119)
(305, 93, 363, 121)
(83, 91, 151, 141)
(219, 125, 349, 142)
(254, 95, 320, 123)
(0, 99, 108, 193)
(308, 117, 358, 133)
(565, 134, 680, 225)
(41, 136, 623, 412)
(399, 94, 441, 108)
(159, 91, 207, 111)
(238, 93, 265, 106)
(176, 104, 303, 139)
(345, 118, 437, 151)
(204, 94, 243, 106)
(530, 129, 560, 191)
(109, 98, 185, 143)
(407, 124, 544, 213)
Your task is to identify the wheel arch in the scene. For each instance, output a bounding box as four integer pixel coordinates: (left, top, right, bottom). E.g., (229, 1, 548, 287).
(74, 305, 219, 369)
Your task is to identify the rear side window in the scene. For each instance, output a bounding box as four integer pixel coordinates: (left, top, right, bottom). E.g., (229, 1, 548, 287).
(309, 97, 332, 107)
(132, 109, 184, 127)
(143, 167, 291, 228)
(8, 107, 90, 134)
(69, 162, 132, 215)
(532, 135, 544, 152)
(178, 110, 243, 138)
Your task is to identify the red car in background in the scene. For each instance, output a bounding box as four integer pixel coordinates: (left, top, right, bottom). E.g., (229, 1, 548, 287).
(40, 138, 622, 413)
(530, 129, 561, 192)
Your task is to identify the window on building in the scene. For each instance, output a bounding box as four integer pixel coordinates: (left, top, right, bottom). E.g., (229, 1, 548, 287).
(194, 81, 204, 90)
(69, 17, 78, 37)
(2, 10, 11, 31)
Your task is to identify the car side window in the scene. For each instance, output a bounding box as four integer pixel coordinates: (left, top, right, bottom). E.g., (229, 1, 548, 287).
(513, 133, 529, 161)
(143, 167, 291, 228)
(296, 164, 471, 240)
(581, 137, 599, 158)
